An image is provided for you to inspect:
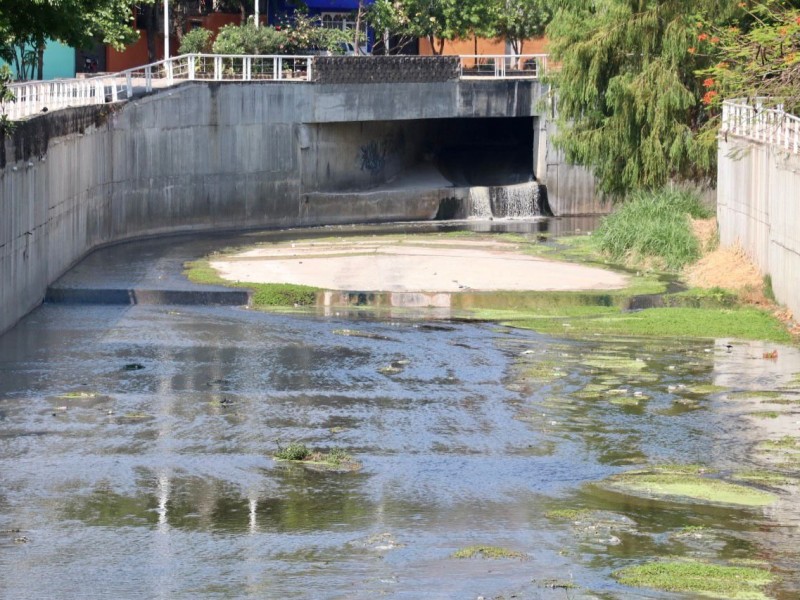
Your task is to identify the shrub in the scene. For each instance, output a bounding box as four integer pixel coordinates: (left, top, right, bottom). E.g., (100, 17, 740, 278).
(179, 28, 213, 54)
(212, 23, 288, 55)
(251, 283, 318, 307)
(595, 188, 709, 270)
(275, 443, 310, 461)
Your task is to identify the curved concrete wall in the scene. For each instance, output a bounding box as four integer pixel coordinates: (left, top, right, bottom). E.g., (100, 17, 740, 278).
(1, 79, 599, 335)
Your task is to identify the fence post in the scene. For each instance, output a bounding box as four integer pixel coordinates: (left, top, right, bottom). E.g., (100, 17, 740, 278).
(277, 56, 283, 80)
(95, 80, 104, 105)
(214, 56, 222, 80)
(126, 71, 133, 98)
(188, 55, 196, 80)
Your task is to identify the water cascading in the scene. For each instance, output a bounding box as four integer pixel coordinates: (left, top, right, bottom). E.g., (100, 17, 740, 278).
(467, 181, 543, 219)
(467, 186, 493, 219)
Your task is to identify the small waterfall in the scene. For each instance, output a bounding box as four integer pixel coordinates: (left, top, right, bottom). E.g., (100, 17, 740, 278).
(467, 186, 493, 219)
(467, 181, 546, 219)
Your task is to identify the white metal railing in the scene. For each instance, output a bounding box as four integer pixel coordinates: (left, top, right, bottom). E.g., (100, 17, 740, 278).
(458, 54, 547, 79)
(0, 53, 314, 121)
(1, 53, 548, 121)
(722, 99, 800, 154)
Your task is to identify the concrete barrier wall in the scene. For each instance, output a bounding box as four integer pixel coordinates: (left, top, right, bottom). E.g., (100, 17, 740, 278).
(717, 138, 800, 317)
(1, 79, 598, 336)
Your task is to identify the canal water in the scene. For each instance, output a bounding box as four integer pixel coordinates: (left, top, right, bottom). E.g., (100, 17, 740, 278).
(1, 223, 799, 599)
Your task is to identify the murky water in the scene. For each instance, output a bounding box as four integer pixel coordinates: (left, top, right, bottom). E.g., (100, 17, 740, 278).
(1, 226, 800, 599)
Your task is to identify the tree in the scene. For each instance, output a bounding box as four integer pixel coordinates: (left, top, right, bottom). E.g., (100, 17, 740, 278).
(366, 0, 497, 55)
(212, 22, 287, 54)
(547, 0, 736, 196)
(494, 0, 551, 56)
(1, 64, 13, 134)
(700, 0, 800, 112)
(0, 0, 145, 78)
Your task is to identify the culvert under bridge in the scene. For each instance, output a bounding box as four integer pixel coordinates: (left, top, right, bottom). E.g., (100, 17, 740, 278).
(1, 63, 601, 336)
(298, 116, 552, 220)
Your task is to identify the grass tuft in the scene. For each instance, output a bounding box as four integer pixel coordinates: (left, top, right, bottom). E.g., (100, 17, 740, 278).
(275, 443, 311, 461)
(595, 188, 710, 270)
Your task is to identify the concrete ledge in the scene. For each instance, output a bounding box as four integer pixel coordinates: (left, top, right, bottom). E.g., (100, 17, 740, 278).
(45, 287, 250, 306)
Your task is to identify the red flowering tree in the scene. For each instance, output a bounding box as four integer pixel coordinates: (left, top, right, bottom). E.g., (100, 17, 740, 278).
(700, 0, 800, 111)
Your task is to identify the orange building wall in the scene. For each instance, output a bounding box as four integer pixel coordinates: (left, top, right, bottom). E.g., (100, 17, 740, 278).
(105, 12, 252, 73)
(419, 36, 549, 57)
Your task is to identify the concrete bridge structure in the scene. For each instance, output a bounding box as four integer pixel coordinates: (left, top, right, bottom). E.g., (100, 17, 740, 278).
(0, 55, 599, 336)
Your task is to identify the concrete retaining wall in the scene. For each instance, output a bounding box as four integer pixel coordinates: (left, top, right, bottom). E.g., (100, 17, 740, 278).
(1, 78, 599, 336)
(717, 138, 800, 317)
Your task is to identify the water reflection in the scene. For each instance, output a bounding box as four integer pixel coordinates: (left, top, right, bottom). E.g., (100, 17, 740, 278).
(0, 302, 799, 598)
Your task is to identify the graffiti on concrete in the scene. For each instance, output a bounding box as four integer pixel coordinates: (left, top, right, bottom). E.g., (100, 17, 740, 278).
(359, 140, 386, 174)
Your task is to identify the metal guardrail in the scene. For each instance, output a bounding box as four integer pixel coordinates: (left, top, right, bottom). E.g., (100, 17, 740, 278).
(722, 99, 800, 155)
(458, 54, 547, 79)
(1, 53, 547, 121)
(0, 53, 314, 121)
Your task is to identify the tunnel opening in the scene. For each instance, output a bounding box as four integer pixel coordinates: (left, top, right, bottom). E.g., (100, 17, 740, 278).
(300, 116, 549, 221)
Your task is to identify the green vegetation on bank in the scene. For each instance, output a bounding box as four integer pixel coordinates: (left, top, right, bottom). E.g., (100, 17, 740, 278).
(184, 259, 319, 308)
(595, 189, 711, 270)
(613, 559, 774, 599)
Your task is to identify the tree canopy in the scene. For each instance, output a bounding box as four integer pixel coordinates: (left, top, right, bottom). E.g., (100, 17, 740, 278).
(546, 0, 740, 196)
(0, 0, 144, 79)
(495, 0, 551, 56)
(700, 0, 800, 112)
(368, 0, 500, 55)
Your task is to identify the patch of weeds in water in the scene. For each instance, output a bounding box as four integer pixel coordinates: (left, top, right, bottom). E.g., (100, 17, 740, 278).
(728, 390, 784, 399)
(333, 329, 390, 341)
(59, 391, 98, 399)
(584, 355, 647, 373)
(274, 443, 361, 471)
(536, 579, 577, 590)
(544, 509, 593, 521)
(451, 545, 525, 560)
(378, 359, 408, 375)
(759, 436, 800, 451)
(511, 307, 791, 342)
(750, 411, 780, 419)
(115, 411, 152, 424)
(732, 470, 796, 487)
(275, 442, 311, 461)
(609, 396, 642, 407)
(518, 358, 567, 382)
(612, 559, 774, 599)
(599, 466, 778, 507)
(760, 397, 798, 406)
(684, 384, 729, 396)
